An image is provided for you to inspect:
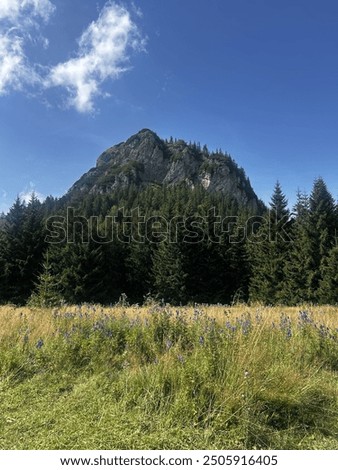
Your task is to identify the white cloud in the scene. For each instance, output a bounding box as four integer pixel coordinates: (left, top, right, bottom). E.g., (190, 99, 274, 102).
(0, 0, 55, 24)
(0, 32, 40, 93)
(0, 0, 55, 95)
(0, 1, 145, 112)
(0, 188, 9, 214)
(19, 182, 45, 204)
(47, 2, 146, 113)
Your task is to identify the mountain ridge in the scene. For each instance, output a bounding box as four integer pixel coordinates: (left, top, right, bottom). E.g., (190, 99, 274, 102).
(68, 128, 262, 210)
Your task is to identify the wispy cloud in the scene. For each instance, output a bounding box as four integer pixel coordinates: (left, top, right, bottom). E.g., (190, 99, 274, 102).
(0, 188, 9, 214)
(0, 0, 55, 94)
(19, 181, 45, 204)
(0, 0, 55, 24)
(0, 32, 41, 94)
(47, 2, 146, 113)
(0, 1, 145, 112)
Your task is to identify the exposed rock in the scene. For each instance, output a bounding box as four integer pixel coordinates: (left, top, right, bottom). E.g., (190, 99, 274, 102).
(69, 128, 262, 210)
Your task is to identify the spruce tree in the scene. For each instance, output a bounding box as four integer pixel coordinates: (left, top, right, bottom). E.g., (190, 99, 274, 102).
(152, 240, 187, 304)
(318, 245, 338, 304)
(283, 191, 312, 304)
(282, 179, 337, 304)
(248, 182, 292, 304)
(307, 178, 336, 300)
(0, 196, 45, 304)
(28, 252, 63, 307)
(125, 241, 152, 303)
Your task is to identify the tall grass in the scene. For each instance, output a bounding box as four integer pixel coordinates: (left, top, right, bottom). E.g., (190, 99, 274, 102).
(0, 304, 337, 449)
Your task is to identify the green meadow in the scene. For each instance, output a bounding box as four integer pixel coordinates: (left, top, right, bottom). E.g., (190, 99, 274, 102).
(0, 304, 337, 450)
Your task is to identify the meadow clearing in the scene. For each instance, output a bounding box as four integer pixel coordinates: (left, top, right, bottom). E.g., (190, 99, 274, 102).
(0, 303, 337, 450)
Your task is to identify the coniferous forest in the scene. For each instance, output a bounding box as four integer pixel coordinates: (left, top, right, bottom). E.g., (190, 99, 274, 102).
(0, 172, 337, 307)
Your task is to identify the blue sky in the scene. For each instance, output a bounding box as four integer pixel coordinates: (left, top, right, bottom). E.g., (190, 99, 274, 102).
(1, 0, 338, 213)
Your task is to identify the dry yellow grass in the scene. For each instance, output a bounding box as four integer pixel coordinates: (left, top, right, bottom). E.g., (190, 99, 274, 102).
(0, 303, 337, 343)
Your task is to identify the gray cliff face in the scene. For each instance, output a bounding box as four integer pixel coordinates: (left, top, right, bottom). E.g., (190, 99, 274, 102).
(69, 129, 260, 209)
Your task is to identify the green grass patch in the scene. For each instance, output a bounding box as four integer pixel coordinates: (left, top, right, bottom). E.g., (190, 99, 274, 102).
(0, 305, 337, 449)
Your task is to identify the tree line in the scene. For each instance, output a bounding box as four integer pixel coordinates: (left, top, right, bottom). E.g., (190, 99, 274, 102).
(0, 178, 337, 306)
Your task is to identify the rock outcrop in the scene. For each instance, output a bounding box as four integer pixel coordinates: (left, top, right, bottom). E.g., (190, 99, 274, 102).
(69, 128, 261, 210)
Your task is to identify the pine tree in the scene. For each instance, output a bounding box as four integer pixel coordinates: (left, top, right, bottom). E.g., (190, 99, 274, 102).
(21, 194, 46, 294)
(307, 178, 336, 300)
(125, 241, 152, 303)
(221, 219, 251, 304)
(28, 253, 63, 307)
(0, 196, 46, 304)
(282, 191, 312, 304)
(270, 181, 290, 224)
(318, 245, 338, 304)
(248, 182, 292, 304)
(282, 179, 337, 304)
(0, 229, 7, 303)
(152, 240, 187, 304)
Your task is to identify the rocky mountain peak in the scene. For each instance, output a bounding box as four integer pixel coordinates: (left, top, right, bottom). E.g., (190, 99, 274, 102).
(69, 129, 262, 210)
(96, 128, 165, 167)
(125, 128, 161, 145)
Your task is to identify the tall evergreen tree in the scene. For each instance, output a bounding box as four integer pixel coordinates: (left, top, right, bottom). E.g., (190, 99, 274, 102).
(28, 252, 63, 307)
(125, 241, 152, 303)
(282, 179, 337, 303)
(318, 245, 338, 304)
(0, 196, 45, 304)
(248, 182, 292, 304)
(307, 178, 336, 300)
(282, 191, 312, 304)
(152, 239, 187, 304)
